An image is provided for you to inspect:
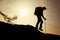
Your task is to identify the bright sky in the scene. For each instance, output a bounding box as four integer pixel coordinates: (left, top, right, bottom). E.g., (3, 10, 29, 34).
(0, 0, 60, 35)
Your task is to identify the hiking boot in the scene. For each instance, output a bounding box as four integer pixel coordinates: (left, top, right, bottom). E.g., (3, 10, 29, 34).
(39, 28, 43, 31)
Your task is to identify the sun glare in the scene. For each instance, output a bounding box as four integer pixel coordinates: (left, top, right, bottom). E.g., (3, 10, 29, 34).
(20, 8, 27, 16)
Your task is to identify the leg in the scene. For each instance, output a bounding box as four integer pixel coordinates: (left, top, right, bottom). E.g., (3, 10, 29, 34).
(36, 19, 40, 29)
(39, 19, 43, 31)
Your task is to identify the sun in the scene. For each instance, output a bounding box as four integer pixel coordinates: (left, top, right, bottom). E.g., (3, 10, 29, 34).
(20, 8, 27, 16)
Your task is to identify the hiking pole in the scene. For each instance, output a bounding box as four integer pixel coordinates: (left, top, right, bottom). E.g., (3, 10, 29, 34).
(45, 20, 46, 33)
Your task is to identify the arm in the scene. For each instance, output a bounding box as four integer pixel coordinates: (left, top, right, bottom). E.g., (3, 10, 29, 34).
(42, 13, 46, 20)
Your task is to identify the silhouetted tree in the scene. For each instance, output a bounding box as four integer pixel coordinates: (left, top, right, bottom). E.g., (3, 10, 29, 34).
(0, 11, 17, 24)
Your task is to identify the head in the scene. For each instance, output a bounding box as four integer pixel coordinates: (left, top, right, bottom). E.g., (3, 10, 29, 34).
(42, 7, 46, 10)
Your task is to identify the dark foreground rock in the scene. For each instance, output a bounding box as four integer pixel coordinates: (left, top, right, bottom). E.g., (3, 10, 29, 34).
(0, 21, 60, 40)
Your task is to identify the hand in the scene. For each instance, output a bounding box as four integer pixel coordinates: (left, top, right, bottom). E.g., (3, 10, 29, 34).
(44, 18, 46, 20)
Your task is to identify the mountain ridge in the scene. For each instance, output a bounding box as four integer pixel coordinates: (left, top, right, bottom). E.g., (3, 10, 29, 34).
(0, 21, 60, 40)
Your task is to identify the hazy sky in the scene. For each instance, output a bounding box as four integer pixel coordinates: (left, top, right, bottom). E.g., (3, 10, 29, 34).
(0, 0, 60, 35)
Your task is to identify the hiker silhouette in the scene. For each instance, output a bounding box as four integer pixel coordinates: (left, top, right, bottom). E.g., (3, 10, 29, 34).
(34, 7, 46, 31)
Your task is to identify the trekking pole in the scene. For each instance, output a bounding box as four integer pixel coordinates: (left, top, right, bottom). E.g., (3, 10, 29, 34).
(45, 20, 46, 33)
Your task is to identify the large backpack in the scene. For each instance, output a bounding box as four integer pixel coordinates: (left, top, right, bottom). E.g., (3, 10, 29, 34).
(34, 7, 42, 16)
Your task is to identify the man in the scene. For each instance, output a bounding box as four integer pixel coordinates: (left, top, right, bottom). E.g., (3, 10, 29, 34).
(34, 7, 46, 31)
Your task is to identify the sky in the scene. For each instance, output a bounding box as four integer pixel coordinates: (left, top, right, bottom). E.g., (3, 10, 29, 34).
(0, 0, 60, 35)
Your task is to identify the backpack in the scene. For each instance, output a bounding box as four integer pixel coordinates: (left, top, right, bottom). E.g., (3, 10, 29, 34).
(34, 7, 42, 16)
